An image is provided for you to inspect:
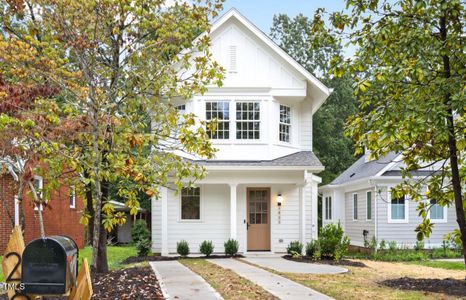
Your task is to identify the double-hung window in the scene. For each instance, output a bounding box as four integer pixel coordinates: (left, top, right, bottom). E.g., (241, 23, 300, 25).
(181, 187, 201, 220)
(390, 195, 407, 221)
(206, 101, 230, 139)
(366, 191, 372, 220)
(279, 105, 291, 142)
(325, 196, 332, 220)
(430, 199, 446, 222)
(236, 102, 260, 139)
(353, 193, 358, 220)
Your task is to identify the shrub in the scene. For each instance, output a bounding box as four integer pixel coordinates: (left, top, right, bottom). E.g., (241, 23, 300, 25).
(287, 241, 303, 255)
(388, 241, 398, 252)
(379, 239, 387, 251)
(414, 241, 424, 251)
(318, 223, 350, 260)
(368, 236, 377, 251)
(200, 240, 214, 257)
(136, 238, 152, 257)
(132, 219, 150, 244)
(305, 240, 320, 258)
(224, 239, 239, 256)
(177, 240, 190, 257)
(290, 250, 301, 258)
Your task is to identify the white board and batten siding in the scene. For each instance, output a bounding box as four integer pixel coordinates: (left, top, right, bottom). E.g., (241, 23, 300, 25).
(152, 183, 315, 254)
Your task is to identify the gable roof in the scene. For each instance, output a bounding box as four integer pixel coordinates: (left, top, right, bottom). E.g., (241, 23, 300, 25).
(209, 8, 331, 113)
(188, 151, 323, 170)
(326, 151, 400, 186)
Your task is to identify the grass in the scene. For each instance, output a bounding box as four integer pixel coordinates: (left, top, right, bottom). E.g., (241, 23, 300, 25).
(78, 245, 137, 270)
(0, 256, 3, 282)
(181, 259, 278, 300)
(241, 258, 465, 300)
(405, 260, 465, 270)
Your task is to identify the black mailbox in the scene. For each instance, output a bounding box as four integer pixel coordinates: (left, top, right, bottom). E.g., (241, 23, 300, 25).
(22, 236, 78, 295)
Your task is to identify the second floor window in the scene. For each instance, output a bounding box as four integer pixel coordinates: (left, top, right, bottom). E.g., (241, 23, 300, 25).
(279, 105, 291, 142)
(236, 102, 260, 139)
(206, 101, 229, 139)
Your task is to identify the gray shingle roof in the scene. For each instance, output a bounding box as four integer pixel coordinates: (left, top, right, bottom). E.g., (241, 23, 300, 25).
(329, 151, 399, 185)
(190, 151, 322, 167)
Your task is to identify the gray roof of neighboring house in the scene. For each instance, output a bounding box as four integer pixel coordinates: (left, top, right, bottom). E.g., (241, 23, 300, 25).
(328, 151, 399, 185)
(190, 151, 323, 167)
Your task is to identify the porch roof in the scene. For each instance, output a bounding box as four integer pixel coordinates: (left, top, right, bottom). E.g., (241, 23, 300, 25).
(189, 151, 322, 168)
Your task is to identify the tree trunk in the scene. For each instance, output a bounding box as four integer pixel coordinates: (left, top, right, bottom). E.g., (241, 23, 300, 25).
(440, 9, 466, 266)
(96, 179, 110, 273)
(84, 171, 94, 245)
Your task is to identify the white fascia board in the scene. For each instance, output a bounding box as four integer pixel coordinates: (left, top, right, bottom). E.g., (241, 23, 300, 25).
(209, 9, 331, 99)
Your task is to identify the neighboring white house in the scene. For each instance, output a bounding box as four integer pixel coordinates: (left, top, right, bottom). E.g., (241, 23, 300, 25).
(320, 152, 457, 248)
(151, 8, 331, 255)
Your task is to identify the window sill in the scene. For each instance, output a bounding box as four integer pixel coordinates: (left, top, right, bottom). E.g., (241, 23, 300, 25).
(387, 219, 409, 224)
(178, 219, 203, 223)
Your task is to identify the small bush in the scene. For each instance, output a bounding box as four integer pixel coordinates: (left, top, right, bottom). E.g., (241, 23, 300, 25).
(305, 240, 320, 258)
(224, 239, 239, 256)
(414, 241, 424, 251)
(287, 241, 303, 255)
(136, 238, 152, 257)
(200, 240, 214, 257)
(290, 250, 301, 258)
(132, 219, 150, 244)
(318, 223, 350, 260)
(177, 240, 190, 257)
(379, 239, 387, 251)
(388, 241, 398, 252)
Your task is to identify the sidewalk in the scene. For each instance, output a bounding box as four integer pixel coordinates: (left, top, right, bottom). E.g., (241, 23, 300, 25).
(208, 258, 333, 300)
(150, 261, 223, 300)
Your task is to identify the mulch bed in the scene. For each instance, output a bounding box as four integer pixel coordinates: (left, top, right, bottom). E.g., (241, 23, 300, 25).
(283, 255, 368, 268)
(92, 266, 163, 299)
(381, 277, 466, 297)
(123, 254, 243, 264)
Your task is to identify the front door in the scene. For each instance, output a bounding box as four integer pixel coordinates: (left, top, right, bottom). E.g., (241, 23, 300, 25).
(247, 188, 271, 251)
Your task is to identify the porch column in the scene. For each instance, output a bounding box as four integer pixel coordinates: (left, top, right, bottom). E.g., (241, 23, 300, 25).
(229, 183, 237, 239)
(161, 187, 168, 256)
(298, 184, 306, 245)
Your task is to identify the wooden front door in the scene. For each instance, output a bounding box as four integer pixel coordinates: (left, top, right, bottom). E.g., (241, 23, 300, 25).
(247, 188, 271, 251)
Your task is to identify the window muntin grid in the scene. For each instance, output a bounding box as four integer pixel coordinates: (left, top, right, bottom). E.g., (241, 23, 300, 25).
(279, 105, 291, 142)
(236, 102, 260, 139)
(206, 101, 230, 139)
(181, 187, 201, 220)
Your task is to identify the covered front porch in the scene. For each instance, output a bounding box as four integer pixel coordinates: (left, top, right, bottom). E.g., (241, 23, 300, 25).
(152, 169, 321, 255)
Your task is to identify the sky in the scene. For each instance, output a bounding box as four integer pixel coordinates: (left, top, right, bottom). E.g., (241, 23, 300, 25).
(219, 0, 347, 34)
(218, 0, 353, 56)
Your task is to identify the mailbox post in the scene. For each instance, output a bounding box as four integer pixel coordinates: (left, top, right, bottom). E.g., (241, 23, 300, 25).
(21, 236, 79, 295)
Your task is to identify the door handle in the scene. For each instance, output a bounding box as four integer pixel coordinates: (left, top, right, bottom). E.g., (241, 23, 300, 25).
(246, 222, 250, 230)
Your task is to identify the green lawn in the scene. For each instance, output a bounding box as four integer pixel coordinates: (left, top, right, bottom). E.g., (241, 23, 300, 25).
(405, 260, 465, 270)
(0, 246, 136, 283)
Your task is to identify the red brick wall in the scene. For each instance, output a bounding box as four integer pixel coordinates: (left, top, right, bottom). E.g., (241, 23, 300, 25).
(0, 174, 85, 253)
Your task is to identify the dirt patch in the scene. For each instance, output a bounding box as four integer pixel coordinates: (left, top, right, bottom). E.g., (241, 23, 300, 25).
(123, 254, 243, 264)
(381, 277, 466, 297)
(92, 266, 163, 299)
(282, 255, 367, 268)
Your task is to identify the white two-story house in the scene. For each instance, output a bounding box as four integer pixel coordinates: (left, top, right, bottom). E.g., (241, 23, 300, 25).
(151, 9, 330, 255)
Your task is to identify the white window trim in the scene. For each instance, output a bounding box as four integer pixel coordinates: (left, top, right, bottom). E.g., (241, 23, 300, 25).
(33, 175, 43, 211)
(70, 186, 76, 209)
(387, 187, 409, 223)
(427, 200, 447, 223)
(324, 196, 332, 220)
(235, 101, 261, 141)
(352, 193, 358, 221)
(205, 101, 231, 141)
(178, 186, 203, 223)
(366, 190, 372, 221)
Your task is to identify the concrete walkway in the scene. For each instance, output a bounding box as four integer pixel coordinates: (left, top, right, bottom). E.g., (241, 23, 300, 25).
(208, 259, 333, 300)
(243, 257, 347, 274)
(150, 261, 223, 300)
